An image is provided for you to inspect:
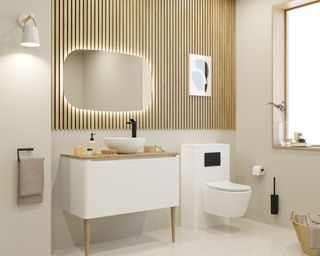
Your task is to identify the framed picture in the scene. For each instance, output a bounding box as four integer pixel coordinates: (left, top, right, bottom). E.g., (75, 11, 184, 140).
(189, 54, 212, 96)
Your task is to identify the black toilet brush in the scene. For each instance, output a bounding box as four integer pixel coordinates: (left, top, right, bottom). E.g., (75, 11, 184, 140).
(271, 177, 279, 215)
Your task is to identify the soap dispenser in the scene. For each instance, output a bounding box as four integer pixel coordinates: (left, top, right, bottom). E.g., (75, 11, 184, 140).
(87, 133, 97, 155)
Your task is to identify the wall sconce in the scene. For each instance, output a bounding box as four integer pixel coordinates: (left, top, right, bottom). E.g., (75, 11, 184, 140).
(18, 14, 40, 47)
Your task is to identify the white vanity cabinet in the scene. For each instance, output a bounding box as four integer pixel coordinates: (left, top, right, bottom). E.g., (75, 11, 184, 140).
(61, 153, 179, 256)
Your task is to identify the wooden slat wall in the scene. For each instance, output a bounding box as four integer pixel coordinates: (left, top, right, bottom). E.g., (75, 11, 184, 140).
(52, 0, 235, 130)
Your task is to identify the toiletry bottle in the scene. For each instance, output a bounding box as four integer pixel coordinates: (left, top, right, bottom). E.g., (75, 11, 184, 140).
(87, 133, 97, 155)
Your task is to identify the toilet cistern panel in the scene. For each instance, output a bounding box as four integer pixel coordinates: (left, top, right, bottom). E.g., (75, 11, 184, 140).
(180, 143, 230, 229)
(181, 144, 230, 185)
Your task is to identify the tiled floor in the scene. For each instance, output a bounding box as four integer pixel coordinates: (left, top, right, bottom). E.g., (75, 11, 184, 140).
(53, 218, 305, 256)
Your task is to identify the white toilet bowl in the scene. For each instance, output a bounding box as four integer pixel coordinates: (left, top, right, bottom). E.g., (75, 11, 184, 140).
(203, 181, 252, 218)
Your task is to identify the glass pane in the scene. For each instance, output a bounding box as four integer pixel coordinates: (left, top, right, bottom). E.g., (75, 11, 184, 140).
(287, 3, 320, 144)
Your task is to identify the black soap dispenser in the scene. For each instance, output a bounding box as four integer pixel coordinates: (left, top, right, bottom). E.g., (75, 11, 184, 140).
(271, 177, 279, 215)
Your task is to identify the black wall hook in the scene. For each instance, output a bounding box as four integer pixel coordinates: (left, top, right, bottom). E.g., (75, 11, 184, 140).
(17, 148, 34, 161)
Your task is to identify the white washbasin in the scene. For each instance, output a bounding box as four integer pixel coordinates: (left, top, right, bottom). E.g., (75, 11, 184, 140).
(104, 137, 146, 154)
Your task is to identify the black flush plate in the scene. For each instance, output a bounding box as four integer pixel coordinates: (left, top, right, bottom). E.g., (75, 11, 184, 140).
(204, 152, 221, 167)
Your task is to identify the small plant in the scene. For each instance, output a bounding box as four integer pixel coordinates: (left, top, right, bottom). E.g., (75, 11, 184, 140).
(267, 101, 290, 146)
(266, 101, 287, 114)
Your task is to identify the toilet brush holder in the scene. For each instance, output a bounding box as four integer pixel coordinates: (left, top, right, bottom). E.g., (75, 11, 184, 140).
(271, 177, 279, 215)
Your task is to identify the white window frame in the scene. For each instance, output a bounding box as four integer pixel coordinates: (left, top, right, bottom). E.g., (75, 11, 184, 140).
(272, 0, 320, 150)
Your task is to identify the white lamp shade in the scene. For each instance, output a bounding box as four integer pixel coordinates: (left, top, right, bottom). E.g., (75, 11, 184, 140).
(21, 20, 40, 47)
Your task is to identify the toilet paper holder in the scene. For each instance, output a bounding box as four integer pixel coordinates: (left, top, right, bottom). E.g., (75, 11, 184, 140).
(252, 165, 265, 176)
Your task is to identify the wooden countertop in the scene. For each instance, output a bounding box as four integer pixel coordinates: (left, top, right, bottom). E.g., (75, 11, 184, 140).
(61, 152, 179, 160)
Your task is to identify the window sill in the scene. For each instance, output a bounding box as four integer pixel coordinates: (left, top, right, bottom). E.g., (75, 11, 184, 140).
(273, 144, 320, 151)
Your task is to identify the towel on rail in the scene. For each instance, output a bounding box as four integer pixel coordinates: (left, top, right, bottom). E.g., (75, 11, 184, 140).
(18, 158, 44, 204)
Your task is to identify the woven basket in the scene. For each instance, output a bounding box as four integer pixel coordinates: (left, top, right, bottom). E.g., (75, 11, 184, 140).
(290, 211, 320, 256)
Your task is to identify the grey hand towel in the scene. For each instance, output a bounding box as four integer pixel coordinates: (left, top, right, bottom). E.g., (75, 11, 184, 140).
(18, 158, 44, 204)
(310, 226, 320, 249)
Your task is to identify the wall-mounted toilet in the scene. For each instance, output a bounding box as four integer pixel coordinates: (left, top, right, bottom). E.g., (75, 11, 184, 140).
(181, 143, 252, 229)
(203, 181, 252, 218)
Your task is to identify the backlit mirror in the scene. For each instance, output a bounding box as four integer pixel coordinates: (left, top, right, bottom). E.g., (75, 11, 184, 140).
(63, 50, 152, 112)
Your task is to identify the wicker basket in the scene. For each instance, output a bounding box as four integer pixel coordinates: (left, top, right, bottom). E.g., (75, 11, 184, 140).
(290, 211, 320, 256)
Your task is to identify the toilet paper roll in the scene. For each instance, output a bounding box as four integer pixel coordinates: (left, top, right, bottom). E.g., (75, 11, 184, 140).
(252, 165, 264, 176)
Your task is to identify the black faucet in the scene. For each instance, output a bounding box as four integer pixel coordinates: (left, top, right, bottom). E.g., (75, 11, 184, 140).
(126, 119, 137, 138)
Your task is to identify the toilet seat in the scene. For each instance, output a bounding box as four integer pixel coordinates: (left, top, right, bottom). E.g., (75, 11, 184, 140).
(202, 181, 252, 217)
(205, 181, 251, 192)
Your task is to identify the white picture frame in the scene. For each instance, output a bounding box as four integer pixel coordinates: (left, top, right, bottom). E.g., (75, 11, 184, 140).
(189, 54, 212, 96)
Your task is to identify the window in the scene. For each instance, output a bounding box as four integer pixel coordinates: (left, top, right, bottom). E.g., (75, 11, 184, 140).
(272, 0, 320, 148)
(286, 2, 320, 145)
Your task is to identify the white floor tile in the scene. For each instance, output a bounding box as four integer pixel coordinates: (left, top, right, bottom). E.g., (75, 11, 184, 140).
(52, 218, 305, 256)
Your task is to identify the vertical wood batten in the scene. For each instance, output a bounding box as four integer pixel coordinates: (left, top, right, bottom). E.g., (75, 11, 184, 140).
(53, 0, 59, 129)
(52, 0, 56, 129)
(52, 0, 235, 130)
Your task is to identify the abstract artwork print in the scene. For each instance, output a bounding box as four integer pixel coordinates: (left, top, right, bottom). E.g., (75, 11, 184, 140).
(189, 54, 212, 96)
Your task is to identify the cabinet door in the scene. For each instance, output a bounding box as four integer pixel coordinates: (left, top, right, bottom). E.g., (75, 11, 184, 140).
(84, 157, 179, 219)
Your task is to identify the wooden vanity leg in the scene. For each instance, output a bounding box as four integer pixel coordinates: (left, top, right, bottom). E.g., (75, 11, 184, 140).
(170, 207, 176, 242)
(84, 219, 90, 256)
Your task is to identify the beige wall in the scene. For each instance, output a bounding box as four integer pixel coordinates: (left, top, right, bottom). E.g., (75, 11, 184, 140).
(52, 130, 236, 251)
(236, 0, 320, 227)
(0, 1, 51, 255)
(63, 52, 84, 107)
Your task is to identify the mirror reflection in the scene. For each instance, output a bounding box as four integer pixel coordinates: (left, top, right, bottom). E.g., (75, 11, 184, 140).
(63, 50, 152, 111)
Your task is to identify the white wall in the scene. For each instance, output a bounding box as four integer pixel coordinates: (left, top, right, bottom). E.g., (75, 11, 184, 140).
(52, 130, 236, 251)
(236, 0, 320, 227)
(0, 1, 51, 255)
